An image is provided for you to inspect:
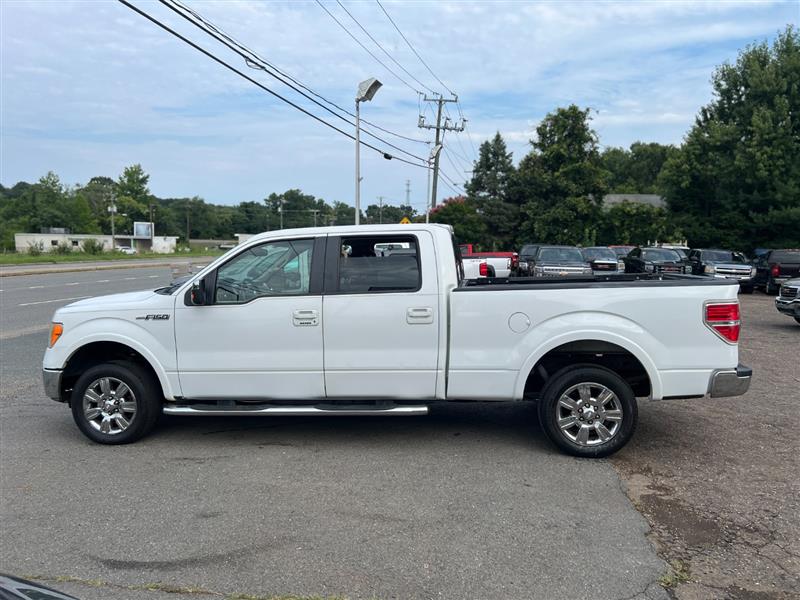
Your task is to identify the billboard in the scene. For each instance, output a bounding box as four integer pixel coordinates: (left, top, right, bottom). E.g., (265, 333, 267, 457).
(133, 222, 153, 239)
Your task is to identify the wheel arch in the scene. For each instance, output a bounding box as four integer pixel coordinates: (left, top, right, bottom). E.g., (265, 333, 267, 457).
(515, 332, 662, 400)
(61, 340, 170, 404)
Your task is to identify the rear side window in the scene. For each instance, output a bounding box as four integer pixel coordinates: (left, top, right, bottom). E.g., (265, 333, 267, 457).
(770, 250, 800, 262)
(337, 235, 421, 293)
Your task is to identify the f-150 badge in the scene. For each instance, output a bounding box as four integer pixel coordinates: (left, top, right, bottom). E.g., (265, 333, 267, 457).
(135, 314, 170, 321)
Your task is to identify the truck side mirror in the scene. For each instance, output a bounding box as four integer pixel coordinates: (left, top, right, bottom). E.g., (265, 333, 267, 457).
(190, 280, 207, 305)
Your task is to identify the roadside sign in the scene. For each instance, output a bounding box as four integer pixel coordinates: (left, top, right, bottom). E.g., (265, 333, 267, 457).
(399, 217, 411, 224)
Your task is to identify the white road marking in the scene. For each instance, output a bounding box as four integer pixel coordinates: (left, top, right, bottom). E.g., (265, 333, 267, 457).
(124, 277, 136, 280)
(96, 279, 110, 283)
(66, 282, 80, 286)
(18, 296, 90, 307)
(148, 275, 159, 278)
(0, 323, 51, 340)
(28, 285, 44, 289)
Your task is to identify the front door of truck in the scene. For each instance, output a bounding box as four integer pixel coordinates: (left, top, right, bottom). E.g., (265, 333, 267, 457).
(322, 232, 440, 399)
(174, 236, 325, 399)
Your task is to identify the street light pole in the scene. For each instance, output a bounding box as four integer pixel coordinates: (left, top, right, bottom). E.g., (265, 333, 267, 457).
(354, 77, 382, 225)
(425, 144, 443, 223)
(355, 98, 361, 226)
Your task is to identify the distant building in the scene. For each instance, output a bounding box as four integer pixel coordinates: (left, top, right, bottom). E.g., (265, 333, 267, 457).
(602, 194, 666, 209)
(15, 229, 178, 254)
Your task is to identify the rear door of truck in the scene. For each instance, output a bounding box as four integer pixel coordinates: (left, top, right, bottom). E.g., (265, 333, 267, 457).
(322, 231, 441, 399)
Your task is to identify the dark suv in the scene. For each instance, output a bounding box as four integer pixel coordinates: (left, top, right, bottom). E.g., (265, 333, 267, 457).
(517, 244, 541, 276)
(752, 249, 800, 294)
(775, 278, 800, 324)
(688, 248, 755, 293)
(623, 247, 687, 274)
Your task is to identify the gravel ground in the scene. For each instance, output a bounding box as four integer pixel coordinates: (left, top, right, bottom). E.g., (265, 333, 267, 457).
(612, 292, 800, 599)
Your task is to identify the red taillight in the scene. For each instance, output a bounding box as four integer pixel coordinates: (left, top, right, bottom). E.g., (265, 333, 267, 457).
(705, 301, 740, 343)
(479, 262, 489, 277)
(771, 263, 780, 277)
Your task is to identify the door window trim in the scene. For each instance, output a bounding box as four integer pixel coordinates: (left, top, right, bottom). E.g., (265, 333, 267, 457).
(323, 234, 423, 295)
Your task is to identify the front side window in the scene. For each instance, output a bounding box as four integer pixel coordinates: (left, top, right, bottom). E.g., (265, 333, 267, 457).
(337, 235, 420, 293)
(215, 239, 314, 304)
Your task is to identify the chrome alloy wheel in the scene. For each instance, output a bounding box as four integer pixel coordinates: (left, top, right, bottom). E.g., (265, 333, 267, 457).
(556, 382, 623, 446)
(83, 377, 137, 435)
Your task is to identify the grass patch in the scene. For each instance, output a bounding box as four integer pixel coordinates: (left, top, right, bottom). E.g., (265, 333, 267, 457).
(0, 248, 223, 266)
(658, 559, 691, 588)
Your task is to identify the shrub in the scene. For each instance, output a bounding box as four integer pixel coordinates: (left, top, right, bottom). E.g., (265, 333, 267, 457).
(82, 238, 105, 255)
(54, 241, 73, 255)
(27, 241, 44, 256)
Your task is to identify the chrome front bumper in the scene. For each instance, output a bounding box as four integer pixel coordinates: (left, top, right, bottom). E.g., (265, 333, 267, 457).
(775, 298, 800, 317)
(709, 364, 752, 398)
(43, 368, 63, 402)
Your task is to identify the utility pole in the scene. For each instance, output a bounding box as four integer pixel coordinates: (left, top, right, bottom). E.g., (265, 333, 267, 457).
(405, 180, 410, 206)
(107, 192, 117, 250)
(278, 197, 285, 229)
(418, 95, 464, 214)
(309, 209, 320, 227)
(377, 196, 384, 224)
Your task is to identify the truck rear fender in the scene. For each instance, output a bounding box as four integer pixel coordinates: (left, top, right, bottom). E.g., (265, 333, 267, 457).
(512, 315, 663, 400)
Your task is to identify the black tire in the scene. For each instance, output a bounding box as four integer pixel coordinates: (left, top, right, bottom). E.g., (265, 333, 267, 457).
(765, 278, 778, 295)
(739, 285, 753, 294)
(538, 365, 638, 458)
(70, 361, 161, 444)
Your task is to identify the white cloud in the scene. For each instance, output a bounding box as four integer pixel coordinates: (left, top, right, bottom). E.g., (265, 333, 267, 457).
(1, 0, 796, 205)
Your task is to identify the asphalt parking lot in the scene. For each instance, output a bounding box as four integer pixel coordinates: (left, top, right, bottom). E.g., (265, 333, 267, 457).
(0, 269, 797, 600)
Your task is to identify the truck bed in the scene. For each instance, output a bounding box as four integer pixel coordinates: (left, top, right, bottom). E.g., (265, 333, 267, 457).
(459, 273, 738, 289)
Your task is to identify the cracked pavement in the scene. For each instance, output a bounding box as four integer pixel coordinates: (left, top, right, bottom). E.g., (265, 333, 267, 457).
(612, 293, 799, 600)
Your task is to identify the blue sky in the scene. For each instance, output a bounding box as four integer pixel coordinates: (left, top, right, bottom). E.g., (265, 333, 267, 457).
(1, 1, 797, 212)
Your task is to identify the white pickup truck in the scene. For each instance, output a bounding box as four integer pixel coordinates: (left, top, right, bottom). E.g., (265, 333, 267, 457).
(43, 224, 751, 457)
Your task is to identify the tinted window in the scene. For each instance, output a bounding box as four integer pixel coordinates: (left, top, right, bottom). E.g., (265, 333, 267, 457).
(770, 250, 800, 262)
(537, 247, 585, 262)
(338, 235, 420, 293)
(520, 245, 539, 255)
(582, 247, 617, 261)
(215, 239, 314, 303)
(642, 248, 681, 261)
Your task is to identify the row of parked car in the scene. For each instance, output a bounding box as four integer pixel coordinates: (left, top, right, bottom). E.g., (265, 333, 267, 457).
(512, 244, 800, 294)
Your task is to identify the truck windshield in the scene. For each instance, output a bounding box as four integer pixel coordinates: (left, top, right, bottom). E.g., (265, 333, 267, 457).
(703, 250, 746, 263)
(582, 247, 617, 261)
(538, 247, 584, 262)
(642, 249, 681, 261)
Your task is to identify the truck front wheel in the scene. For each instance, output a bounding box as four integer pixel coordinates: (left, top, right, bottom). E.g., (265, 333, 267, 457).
(538, 366, 638, 458)
(70, 362, 161, 444)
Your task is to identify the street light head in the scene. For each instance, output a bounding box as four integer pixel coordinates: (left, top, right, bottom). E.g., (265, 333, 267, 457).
(356, 77, 382, 102)
(429, 143, 443, 161)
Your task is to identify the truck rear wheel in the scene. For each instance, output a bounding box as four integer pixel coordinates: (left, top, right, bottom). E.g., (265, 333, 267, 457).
(538, 365, 637, 458)
(70, 362, 161, 444)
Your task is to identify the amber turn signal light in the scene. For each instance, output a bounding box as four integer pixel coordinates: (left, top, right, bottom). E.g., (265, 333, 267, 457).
(49, 323, 64, 348)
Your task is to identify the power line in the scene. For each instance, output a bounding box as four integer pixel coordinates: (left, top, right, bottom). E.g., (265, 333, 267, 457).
(160, 0, 426, 163)
(375, 0, 455, 98)
(315, 0, 421, 95)
(117, 0, 428, 169)
(165, 0, 427, 146)
(335, 0, 437, 96)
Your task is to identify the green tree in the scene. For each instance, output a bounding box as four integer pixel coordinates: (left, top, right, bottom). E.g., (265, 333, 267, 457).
(515, 105, 608, 245)
(465, 132, 519, 249)
(659, 26, 800, 250)
(601, 143, 676, 193)
(599, 201, 679, 245)
(429, 196, 488, 246)
(364, 203, 416, 224)
(116, 164, 150, 204)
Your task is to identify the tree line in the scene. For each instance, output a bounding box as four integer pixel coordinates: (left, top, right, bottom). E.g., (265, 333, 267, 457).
(433, 26, 799, 253)
(2, 26, 797, 254)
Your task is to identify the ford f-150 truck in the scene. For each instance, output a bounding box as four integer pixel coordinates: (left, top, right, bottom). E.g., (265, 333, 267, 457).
(42, 224, 751, 457)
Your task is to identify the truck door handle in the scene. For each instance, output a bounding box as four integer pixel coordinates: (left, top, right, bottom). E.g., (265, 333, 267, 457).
(406, 307, 433, 324)
(293, 309, 319, 327)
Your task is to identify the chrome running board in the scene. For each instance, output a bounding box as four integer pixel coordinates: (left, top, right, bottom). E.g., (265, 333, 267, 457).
(163, 404, 428, 417)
